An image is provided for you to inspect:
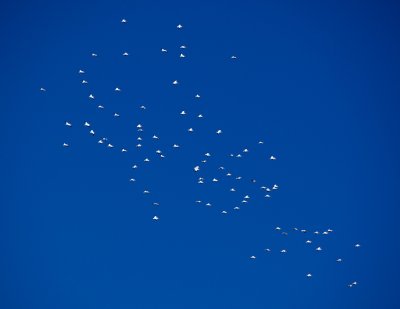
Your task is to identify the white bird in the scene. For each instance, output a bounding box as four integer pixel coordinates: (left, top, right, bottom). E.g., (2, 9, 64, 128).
(153, 202, 160, 206)
(316, 247, 322, 251)
(244, 195, 250, 199)
(115, 87, 121, 92)
(121, 149, 128, 152)
(140, 105, 146, 110)
(280, 249, 287, 253)
(144, 158, 150, 162)
(63, 143, 69, 147)
(143, 190, 150, 194)
(179, 53, 185, 58)
(122, 52, 129, 56)
(205, 203, 212, 207)
(236, 176, 242, 180)
(243, 148, 249, 153)
(78, 69, 85, 74)
(306, 240, 312, 244)
(230, 188, 236, 192)
(355, 244, 361, 248)
(348, 281, 358, 288)
(226, 173, 232, 176)
(270, 155, 276, 160)
(132, 165, 138, 169)
(98, 105, 104, 109)
(250, 256, 256, 259)
(161, 48, 167, 52)
(89, 130, 95, 135)
(197, 114, 203, 118)
(180, 45, 186, 49)
(205, 153, 211, 157)
(156, 150, 162, 154)
(153, 215, 159, 221)
(89, 94, 95, 99)
(327, 229, 333, 233)
(306, 273, 312, 278)
(172, 80, 179, 85)
(129, 178, 136, 182)
(173, 144, 180, 148)
(180, 110, 186, 115)
(195, 94, 200, 98)
(107, 144, 114, 148)
(194, 166, 200, 172)
(234, 207, 240, 210)
(152, 135, 159, 139)
(188, 128, 194, 132)
(137, 137, 142, 141)
(236, 154, 242, 158)
(265, 248, 271, 252)
(98, 140, 104, 144)
(92, 53, 97, 57)
(336, 258, 342, 262)
(275, 227, 281, 231)
(82, 80, 88, 84)
(258, 141, 264, 144)
(231, 55, 237, 59)
(40, 87, 46, 91)
(177, 24, 183, 29)
(136, 144, 142, 148)
(65, 121, 72, 127)
(212, 178, 219, 182)
(137, 124, 142, 128)
(121, 18, 127, 23)
(265, 194, 271, 198)
(84, 122, 90, 127)
(221, 210, 227, 214)
(272, 184, 279, 190)
(114, 113, 120, 117)
(216, 129, 222, 134)
(195, 200, 202, 203)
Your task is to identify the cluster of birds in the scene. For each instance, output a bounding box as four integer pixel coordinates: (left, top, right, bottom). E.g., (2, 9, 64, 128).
(41, 19, 362, 289)
(249, 226, 361, 287)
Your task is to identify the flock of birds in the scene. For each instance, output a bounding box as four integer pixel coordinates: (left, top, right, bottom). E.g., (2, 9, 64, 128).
(41, 20, 362, 289)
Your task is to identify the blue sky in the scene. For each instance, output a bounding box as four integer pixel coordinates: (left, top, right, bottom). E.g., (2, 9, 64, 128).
(1, 0, 400, 308)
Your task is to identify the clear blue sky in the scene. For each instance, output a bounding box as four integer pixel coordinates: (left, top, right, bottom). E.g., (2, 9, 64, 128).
(1, 0, 400, 308)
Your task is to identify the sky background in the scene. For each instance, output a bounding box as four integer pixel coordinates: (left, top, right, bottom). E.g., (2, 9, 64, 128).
(1, 0, 400, 308)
